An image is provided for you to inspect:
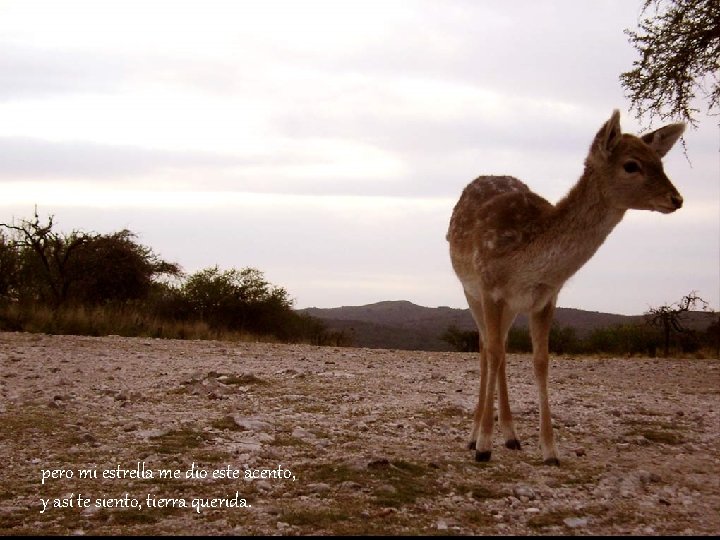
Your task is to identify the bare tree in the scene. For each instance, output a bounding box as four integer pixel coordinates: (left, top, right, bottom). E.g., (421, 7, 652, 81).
(620, 0, 720, 127)
(645, 291, 710, 356)
(0, 210, 89, 306)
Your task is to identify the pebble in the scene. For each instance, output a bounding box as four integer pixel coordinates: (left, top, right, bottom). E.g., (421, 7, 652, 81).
(255, 480, 272, 492)
(513, 486, 536, 500)
(564, 517, 589, 528)
(292, 427, 315, 440)
(637, 470, 662, 484)
(231, 416, 272, 432)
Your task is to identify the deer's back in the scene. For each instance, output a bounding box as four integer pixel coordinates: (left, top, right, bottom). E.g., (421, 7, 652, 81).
(447, 175, 553, 253)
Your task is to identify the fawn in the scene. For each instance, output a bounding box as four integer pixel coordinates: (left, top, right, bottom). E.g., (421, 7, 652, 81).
(447, 110, 684, 464)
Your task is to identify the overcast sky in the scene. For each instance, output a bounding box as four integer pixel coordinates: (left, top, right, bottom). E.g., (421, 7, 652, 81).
(0, 0, 717, 314)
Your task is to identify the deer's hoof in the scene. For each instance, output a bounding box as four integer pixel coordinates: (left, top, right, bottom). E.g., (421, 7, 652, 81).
(475, 450, 492, 462)
(505, 438, 522, 450)
(543, 457, 560, 466)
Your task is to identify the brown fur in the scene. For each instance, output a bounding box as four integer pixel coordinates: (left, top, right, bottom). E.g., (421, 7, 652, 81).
(447, 110, 685, 464)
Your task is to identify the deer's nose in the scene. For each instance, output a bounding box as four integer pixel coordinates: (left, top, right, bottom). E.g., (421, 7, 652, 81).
(670, 194, 683, 209)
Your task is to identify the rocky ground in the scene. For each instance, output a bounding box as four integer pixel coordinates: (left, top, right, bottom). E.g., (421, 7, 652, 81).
(0, 331, 718, 535)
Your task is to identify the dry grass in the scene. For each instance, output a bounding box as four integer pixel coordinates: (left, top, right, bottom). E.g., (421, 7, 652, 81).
(0, 303, 266, 342)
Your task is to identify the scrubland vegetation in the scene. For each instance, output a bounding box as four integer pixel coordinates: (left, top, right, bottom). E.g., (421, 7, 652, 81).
(442, 307, 718, 359)
(0, 211, 346, 345)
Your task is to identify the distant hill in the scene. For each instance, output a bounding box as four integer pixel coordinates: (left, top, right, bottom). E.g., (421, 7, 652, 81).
(299, 301, 716, 352)
(301, 301, 472, 351)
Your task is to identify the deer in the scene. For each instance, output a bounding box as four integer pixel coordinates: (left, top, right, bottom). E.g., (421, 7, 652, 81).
(446, 110, 685, 465)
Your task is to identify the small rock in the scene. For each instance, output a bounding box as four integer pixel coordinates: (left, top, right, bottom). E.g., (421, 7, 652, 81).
(292, 427, 314, 440)
(525, 507, 540, 513)
(564, 517, 588, 528)
(575, 447, 586, 457)
(513, 485, 536, 500)
(638, 470, 662, 485)
(436, 520, 448, 530)
(276, 521, 290, 530)
(231, 416, 272, 432)
(135, 428, 170, 439)
(255, 480, 272, 491)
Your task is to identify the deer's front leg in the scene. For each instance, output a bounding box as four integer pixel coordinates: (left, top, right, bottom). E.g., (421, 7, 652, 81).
(468, 345, 488, 450)
(471, 345, 520, 451)
(530, 300, 559, 465)
(474, 343, 500, 461)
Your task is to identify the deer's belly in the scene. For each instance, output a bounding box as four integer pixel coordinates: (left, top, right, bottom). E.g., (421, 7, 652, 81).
(462, 275, 558, 314)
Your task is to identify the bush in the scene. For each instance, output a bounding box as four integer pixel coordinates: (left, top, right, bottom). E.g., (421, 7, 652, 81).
(177, 266, 294, 337)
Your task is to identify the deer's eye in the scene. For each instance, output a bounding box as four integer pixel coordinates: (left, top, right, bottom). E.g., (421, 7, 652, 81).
(623, 161, 641, 174)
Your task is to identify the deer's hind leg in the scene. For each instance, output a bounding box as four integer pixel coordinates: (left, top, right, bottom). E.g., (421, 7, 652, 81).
(465, 292, 519, 459)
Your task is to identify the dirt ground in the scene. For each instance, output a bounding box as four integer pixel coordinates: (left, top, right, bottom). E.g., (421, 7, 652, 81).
(1, 331, 718, 535)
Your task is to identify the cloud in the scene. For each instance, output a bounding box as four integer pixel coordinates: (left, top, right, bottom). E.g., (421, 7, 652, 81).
(0, 137, 241, 181)
(0, 45, 126, 101)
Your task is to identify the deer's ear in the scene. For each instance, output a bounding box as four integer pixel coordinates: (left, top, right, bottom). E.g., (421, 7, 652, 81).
(641, 123, 685, 157)
(591, 110, 622, 159)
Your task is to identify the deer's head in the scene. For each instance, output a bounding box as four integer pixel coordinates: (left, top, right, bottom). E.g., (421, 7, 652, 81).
(587, 110, 685, 214)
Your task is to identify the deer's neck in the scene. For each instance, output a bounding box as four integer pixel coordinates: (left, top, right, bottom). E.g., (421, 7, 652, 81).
(539, 166, 626, 283)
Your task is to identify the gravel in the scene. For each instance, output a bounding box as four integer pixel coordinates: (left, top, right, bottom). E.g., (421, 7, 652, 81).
(1, 331, 718, 535)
